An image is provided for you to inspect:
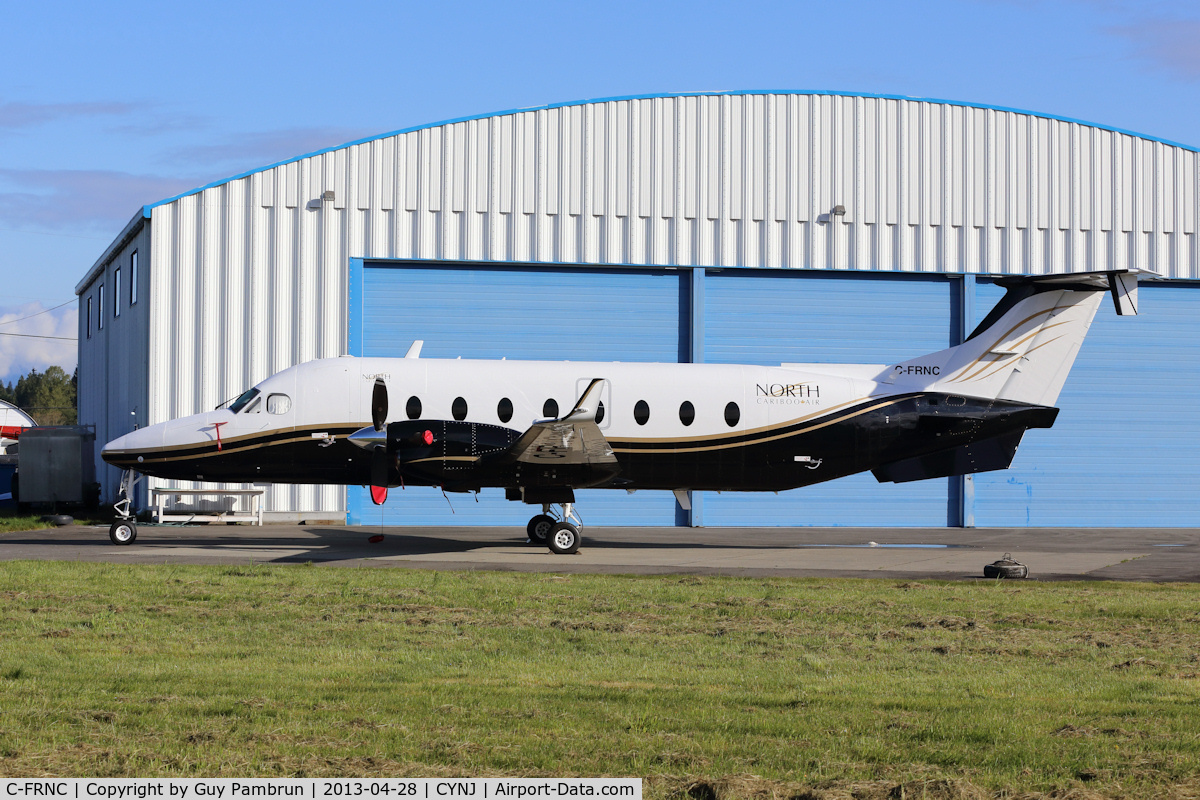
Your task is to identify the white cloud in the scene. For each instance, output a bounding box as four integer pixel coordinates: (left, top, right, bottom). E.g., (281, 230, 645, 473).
(0, 302, 78, 384)
(168, 126, 377, 171)
(1108, 19, 1200, 81)
(0, 100, 140, 131)
(0, 168, 197, 230)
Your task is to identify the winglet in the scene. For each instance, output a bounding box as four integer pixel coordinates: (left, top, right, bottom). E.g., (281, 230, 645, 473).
(404, 340, 424, 359)
(562, 379, 605, 422)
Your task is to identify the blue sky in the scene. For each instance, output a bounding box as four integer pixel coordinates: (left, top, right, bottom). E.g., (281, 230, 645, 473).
(2, 0, 1198, 382)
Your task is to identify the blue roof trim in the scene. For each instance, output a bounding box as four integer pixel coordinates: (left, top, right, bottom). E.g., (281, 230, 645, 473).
(142, 89, 1200, 215)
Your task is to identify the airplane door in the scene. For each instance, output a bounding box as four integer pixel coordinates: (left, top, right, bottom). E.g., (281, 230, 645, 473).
(240, 392, 269, 431)
(575, 377, 612, 429)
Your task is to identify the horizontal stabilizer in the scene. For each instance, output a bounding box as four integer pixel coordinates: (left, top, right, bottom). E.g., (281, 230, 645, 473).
(1109, 272, 1139, 315)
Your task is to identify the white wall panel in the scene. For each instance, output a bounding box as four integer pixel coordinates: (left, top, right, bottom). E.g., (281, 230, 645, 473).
(79, 91, 1200, 516)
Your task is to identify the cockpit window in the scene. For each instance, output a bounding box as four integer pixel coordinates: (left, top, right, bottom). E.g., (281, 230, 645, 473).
(229, 388, 260, 413)
(267, 394, 292, 415)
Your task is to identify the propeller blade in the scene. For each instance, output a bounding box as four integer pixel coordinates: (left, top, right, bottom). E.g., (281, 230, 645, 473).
(371, 378, 388, 432)
(371, 446, 389, 489)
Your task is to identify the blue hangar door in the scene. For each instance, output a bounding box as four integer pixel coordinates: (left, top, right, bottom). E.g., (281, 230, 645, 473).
(972, 280, 1200, 527)
(699, 269, 961, 527)
(347, 260, 688, 526)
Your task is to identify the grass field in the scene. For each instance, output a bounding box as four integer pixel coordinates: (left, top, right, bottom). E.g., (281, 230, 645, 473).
(1, 561, 1198, 799)
(0, 514, 54, 534)
(0, 509, 115, 534)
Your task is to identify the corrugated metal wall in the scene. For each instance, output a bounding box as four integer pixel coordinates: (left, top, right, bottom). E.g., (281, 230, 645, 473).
(77, 224, 150, 504)
(117, 91, 1200, 516)
(196, 92, 1200, 277)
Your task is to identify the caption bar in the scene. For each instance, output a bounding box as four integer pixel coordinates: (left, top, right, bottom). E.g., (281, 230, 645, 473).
(2, 781, 641, 800)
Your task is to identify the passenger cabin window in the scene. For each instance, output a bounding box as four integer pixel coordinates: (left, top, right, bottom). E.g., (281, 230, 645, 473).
(633, 400, 650, 426)
(543, 399, 559, 418)
(267, 393, 291, 414)
(595, 401, 605, 424)
(497, 397, 513, 423)
(724, 402, 740, 427)
(230, 388, 260, 413)
(679, 401, 695, 426)
(406, 396, 422, 419)
(452, 397, 468, 421)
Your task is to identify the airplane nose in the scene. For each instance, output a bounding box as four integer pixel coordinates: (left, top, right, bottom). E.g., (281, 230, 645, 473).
(101, 425, 164, 466)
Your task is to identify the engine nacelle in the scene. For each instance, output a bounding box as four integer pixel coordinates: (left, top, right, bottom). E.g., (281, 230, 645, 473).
(387, 419, 521, 462)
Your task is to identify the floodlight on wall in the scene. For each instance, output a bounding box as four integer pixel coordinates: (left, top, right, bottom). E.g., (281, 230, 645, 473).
(322, 190, 335, 202)
(831, 205, 846, 216)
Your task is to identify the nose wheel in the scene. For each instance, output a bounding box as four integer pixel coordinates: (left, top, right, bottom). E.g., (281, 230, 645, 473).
(525, 503, 582, 554)
(109, 469, 143, 546)
(547, 521, 580, 554)
(109, 519, 138, 545)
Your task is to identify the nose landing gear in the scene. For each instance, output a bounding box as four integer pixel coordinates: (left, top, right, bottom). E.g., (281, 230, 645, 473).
(109, 469, 143, 545)
(525, 502, 582, 555)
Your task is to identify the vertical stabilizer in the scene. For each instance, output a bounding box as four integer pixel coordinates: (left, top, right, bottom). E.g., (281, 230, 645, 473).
(936, 287, 1103, 406)
(886, 271, 1142, 407)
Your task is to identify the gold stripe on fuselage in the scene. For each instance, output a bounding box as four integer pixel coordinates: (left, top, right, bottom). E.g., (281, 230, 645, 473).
(611, 398, 897, 455)
(109, 396, 909, 465)
(610, 395, 867, 446)
(104, 424, 366, 463)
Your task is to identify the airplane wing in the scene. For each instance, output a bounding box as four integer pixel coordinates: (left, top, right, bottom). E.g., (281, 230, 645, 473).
(504, 379, 618, 466)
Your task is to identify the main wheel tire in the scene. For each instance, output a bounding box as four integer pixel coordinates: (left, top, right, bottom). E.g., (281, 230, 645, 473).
(547, 521, 580, 555)
(41, 514, 74, 527)
(109, 520, 137, 546)
(527, 514, 555, 544)
(984, 562, 1028, 579)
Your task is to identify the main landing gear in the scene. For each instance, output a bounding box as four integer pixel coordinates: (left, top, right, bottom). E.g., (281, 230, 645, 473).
(109, 469, 142, 546)
(526, 503, 582, 555)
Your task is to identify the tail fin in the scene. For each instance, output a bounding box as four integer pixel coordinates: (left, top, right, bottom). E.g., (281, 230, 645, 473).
(888, 271, 1143, 407)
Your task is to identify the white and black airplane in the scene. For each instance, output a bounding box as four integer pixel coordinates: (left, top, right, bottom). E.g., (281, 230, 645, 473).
(101, 269, 1143, 552)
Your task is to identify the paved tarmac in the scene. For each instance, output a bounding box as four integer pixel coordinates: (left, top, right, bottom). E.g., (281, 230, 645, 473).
(2, 523, 1198, 581)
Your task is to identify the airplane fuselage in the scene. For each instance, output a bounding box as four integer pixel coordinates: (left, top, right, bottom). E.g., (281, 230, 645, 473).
(102, 355, 1055, 495)
(95, 271, 1142, 550)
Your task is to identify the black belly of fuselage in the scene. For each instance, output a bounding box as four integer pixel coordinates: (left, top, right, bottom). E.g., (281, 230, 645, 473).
(108, 393, 1058, 493)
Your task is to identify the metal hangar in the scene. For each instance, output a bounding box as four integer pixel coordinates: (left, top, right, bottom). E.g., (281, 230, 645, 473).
(76, 91, 1200, 526)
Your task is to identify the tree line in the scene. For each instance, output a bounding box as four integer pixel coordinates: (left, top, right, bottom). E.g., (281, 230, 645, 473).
(0, 366, 77, 426)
